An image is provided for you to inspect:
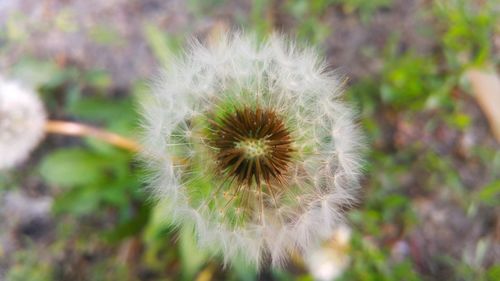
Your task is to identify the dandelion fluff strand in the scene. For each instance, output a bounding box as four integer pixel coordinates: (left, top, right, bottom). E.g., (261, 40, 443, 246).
(140, 33, 365, 268)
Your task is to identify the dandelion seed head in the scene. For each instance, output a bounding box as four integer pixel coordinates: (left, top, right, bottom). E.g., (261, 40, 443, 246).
(0, 76, 46, 170)
(140, 33, 365, 268)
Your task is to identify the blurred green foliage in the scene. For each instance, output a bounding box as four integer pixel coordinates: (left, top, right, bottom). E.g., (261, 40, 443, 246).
(331, 0, 393, 22)
(1, 0, 499, 280)
(434, 0, 497, 68)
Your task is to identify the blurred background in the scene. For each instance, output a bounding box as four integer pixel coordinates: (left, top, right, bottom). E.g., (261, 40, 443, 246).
(0, 0, 499, 280)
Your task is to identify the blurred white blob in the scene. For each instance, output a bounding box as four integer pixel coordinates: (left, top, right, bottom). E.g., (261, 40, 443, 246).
(0, 76, 46, 169)
(306, 225, 352, 281)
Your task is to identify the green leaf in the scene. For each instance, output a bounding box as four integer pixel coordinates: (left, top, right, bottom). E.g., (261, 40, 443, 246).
(477, 180, 500, 206)
(39, 148, 108, 187)
(52, 185, 101, 214)
(12, 58, 66, 87)
(179, 225, 208, 280)
(104, 203, 151, 242)
(84, 69, 112, 89)
(67, 96, 138, 135)
(143, 23, 181, 67)
(487, 265, 500, 281)
(88, 25, 124, 46)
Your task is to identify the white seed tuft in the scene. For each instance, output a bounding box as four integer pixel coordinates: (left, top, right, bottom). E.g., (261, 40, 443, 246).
(0, 76, 46, 170)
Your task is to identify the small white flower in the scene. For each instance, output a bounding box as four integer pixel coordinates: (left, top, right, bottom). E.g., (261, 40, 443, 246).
(140, 33, 364, 268)
(0, 76, 46, 170)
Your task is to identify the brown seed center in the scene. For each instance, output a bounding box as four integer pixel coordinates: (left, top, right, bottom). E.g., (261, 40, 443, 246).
(209, 106, 294, 187)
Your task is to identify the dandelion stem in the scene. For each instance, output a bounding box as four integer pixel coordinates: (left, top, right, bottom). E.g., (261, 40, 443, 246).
(44, 120, 140, 152)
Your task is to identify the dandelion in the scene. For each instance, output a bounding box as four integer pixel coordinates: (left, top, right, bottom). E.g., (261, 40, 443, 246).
(0, 75, 140, 170)
(0, 76, 46, 170)
(141, 33, 364, 268)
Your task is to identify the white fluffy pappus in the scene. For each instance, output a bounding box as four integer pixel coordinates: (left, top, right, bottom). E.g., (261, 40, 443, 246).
(0, 76, 46, 170)
(140, 33, 365, 268)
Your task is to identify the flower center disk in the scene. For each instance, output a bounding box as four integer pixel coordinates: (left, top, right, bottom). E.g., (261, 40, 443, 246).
(209, 106, 294, 188)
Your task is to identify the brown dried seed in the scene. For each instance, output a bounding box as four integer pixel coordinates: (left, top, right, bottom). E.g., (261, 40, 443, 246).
(209, 106, 294, 188)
